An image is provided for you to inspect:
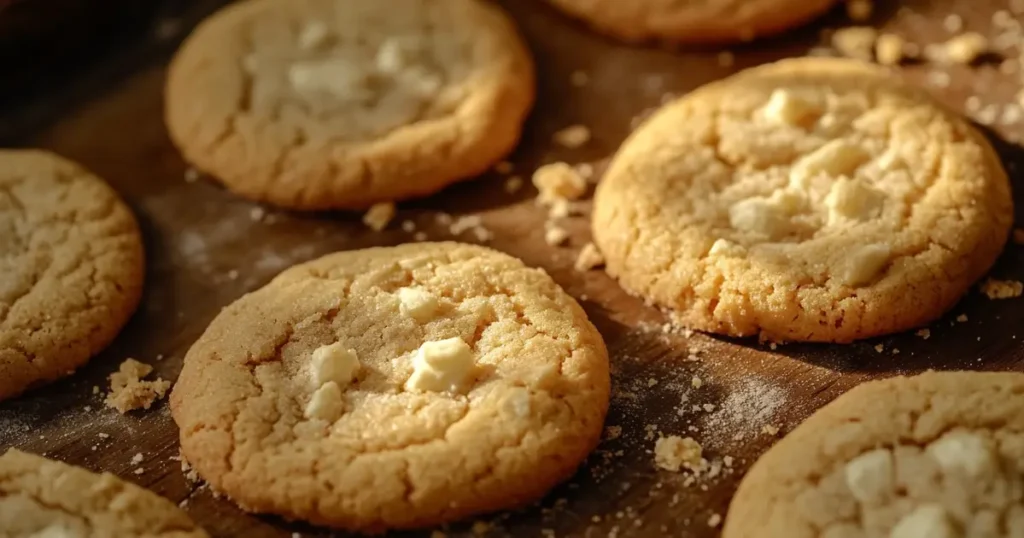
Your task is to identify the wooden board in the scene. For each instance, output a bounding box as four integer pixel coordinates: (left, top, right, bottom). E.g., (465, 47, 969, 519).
(2, 0, 1023, 536)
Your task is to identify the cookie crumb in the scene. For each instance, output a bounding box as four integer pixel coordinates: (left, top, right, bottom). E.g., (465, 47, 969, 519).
(362, 202, 396, 231)
(131, 452, 144, 464)
(916, 328, 931, 340)
(942, 32, 989, 64)
(980, 278, 1023, 299)
(533, 162, 587, 204)
(570, 70, 590, 87)
(249, 206, 266, 222)
(134, 467, 145, 475)
(832, 26, 878, 61)
(654, 436, 703, 472)
(943, 14, 963, 33)
(544, 225, 570, 246)
(495, 161, 514, 175)
(504, 176, 524, 194)
(183, 167, 200, 183)
(875, 33, 906, 65)
(762, 424, 780, 436)
(691, 376, 703, 389)
(574, 243, 604, 271)
(553, 125, 591, 148)
(104, 359, 171, 414)
(401, 220, 417, 233)
(548, 198, 571, 219)
(413, 231, 428, 242)
(708, 513, 722, 528)
(605, 425, 622, 440)
(875, 344, 884, 353)
(846, 0, 872, 21)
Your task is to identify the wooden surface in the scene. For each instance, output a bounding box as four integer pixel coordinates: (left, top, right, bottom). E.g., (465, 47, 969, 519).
(2, 0, 1024, 536)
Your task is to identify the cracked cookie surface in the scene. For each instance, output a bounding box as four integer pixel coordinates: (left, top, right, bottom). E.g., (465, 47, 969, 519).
(724, 371, 1024, 538)
(0, 150, 144, 400)
(165, 0, 534, 210)
(0, 449, 208, 537)
(545, 0, 837, 44)
(592, 58, 1012, 343)
(170, 242, 610, 531)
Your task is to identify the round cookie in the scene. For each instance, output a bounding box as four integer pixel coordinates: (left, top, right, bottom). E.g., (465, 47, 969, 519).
(724, 371, 1024, 538)
(170, 242, 610, 531)
(544, 0, 838, 45)
(592, 58, 1012, 343)
(0, 150, 145, 400)
(0, 449, 208, 537)
(165, 0, 535, 210)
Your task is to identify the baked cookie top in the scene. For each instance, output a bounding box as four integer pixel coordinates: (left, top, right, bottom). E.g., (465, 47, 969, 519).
(171, 242, 610, 531)
(166, 0, 534, 210)
(593, 58, 1012, 342)
(0, 449, 207, 537)
(0, 150, 145, 400)
(724, 371, 1024, 538)
(545, 0, 837, 44)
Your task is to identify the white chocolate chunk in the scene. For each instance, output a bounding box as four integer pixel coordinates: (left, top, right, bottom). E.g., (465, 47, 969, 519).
(844, 449, 894, 503)
(398, 287, 440, 322)
(790, 140, 871, 189)
(728, 190, 805, 239)
(826, 177, 886, 224)
(708, 238, 746, 257)
(762, 89, 819, 126)
(840, 243, 891, 286)
(890, 505, 960, 538)
(406, 337, 476, 393)
(289, 59, 373, 100)
(927, 431, 996, 478)
(297, 22, 330, 50)
(311, 342, 360, 388)
(305, 381, 344, 422)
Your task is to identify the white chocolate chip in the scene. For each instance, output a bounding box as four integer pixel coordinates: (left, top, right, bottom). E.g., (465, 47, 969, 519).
(790, 140, 871, 189)
(406, 337, 476, 393)
(762, 89, 819, 126)
(305, 381, 344, 422)
(839, 243, 891, 286)
(826, 177, 886, 224)
(297, 22, 330, 50)
(398, 287, 440, 322)
(708, 238, 746, 257)
(844, 449, 894, 503)
(311, 343, 360, 389)
(728, 190, 805, 239)
(890, 505, 960, 538)
(289, 59, 373, 100)
(927, 431, 996, 478)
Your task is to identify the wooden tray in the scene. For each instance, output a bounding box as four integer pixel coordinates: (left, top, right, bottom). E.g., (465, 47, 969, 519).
(2, 0, 1022, 536)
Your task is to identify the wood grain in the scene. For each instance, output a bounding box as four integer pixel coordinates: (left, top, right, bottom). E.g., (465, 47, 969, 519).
(1, 0, 1022, 536)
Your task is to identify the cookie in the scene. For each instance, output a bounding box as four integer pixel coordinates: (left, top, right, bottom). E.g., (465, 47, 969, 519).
(592, 58, 1012, 342)
(0, 449, 208, 537)
(544, 0, 838, 45)
(0, 150, 145, 400)
(724, 371, 1024, 538)
(170, 242, 610, 531)
(165, 0, 535, 210)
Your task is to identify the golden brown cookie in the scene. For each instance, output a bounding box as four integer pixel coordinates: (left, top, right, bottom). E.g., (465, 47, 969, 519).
(165, 0, 535, 210)
(545, 0, 838, 45)
(0, 150, 145, 400)
(171, 242, 610, 531)
(0, 449, 208, 537)
(592, 58, 1012, 343)
(724, 371, 1024, 538)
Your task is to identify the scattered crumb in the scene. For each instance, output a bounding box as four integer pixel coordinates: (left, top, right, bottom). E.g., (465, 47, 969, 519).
(249, 206, 266, 222)
(691, 376, 703, 389)
(548, 198, 571, 219)
(703, 404, 715, 413)
(83, 406, 91, 412)
(183, 167, 200, 183)
(942, 32, 989, 64)
(762, 424, 780, 436)
(981, 278, 1024, 299)
(553, 125, 591, 148)
(956, 314, 969, 323)
(605, 425, 622, 440)
(362, 202, 396, 232)
(717, 51, 735, 67)
(574, 243, 604, 271)
(768, 342, 778, 351)
(104, 359, 171, 414)
(654, 436, 703, 472)
(92, 385, 100, 395)
(647, 378, 658, 387)
(846, 0, 872, 21)
(708, 514, 723, 528)
(831, 26, 878, 61)
(131, 453, 144, 464)
(892, 348, 900, 355)
(495, 161, 514, 175)
(227, 269, 239, 280)
(570, 70, 589, 87)
(449, 214, 493, 242)
(413, 231, 428, 241)
(875, 33, 905, 65)
(533, 162, 587, 204)
(874, 344, 884, 353)
(544, 225, 570, 246)
(1014, 229, 1024, 244)
(916, 328, 931, 340)
(134, 468, 144, 475)
(504, 176, 524, 194)
(943, 14, 963, 33)
(97, 433, 110, 439)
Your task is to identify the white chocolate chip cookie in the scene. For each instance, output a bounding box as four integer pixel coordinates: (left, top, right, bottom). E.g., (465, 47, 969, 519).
(724, 371, 1024, 538)
(165, 0, 534, 210)
(0, 449, 208, 537)
(170, 242, 610, 531)
(592, 57, 1012, 342)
